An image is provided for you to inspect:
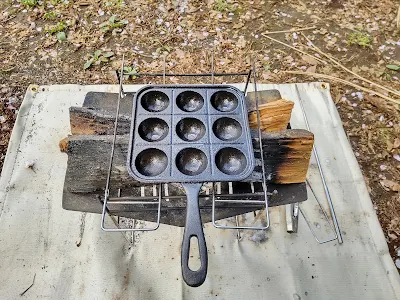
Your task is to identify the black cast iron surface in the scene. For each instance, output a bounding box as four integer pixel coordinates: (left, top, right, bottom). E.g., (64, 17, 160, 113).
(127, 85, 255, 182)
(126, 85, 255, 287)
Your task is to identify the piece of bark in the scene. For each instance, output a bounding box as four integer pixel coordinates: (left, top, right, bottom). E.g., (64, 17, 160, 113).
(248, 99, 294, 132)
(69, 106, 131, 135)
(61, 135, 134, 193)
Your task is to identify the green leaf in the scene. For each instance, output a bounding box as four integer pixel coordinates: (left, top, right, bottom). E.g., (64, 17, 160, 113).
(99, 56, 109, 62)
(94, 50, 102, 58)
(56, 31, 67, 41)
(103, 52, 114, 58)
(124, 66, 138, 76)
(83, 58, 94, 70)
(386, 64, 400, 71)
(99, 21, 109, 28)
(109, 15, 116, 23)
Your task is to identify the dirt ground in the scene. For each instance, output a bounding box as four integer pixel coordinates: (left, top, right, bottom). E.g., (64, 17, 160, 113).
(1, 0, 400, 264)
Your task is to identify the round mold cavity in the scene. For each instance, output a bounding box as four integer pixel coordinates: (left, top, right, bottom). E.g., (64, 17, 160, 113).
(176, 118, 206, 142)
(176, 148, 208, 176)
(212, 117, 242, 141)
(210, 91, 239, 112)
(135, 148, 168, 177)
(176, 91, 204, 112)
(215, 147, 247, 175)
(138, 118, 169, 142)
(141, 91, 169, 112)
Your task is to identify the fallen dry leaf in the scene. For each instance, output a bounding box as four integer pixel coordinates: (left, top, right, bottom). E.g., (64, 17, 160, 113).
(306, 65, 317, 73)
(175, 49, 185, 58)
(301, 55, 319, 65)
(381, 180, 400, 192)
(394, 138, 400, 149)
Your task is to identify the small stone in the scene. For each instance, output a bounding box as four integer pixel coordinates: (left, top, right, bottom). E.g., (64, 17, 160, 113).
(396, 259, 400, 269)
(25, 160, 35, 169)
(8, 97, 18, 104)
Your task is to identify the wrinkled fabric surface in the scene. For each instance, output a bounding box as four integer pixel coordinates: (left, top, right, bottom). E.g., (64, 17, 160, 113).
(0, 83, 398, 300)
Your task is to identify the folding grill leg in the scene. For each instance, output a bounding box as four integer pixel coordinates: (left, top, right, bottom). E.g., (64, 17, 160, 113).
(286, 202, 299, 233)
(101, 184, 162, 232)
(299, 181, 338, 244)
(211, 182, 269, 230)
(229, 182, 242, 241)
(211, 57, 270, 232)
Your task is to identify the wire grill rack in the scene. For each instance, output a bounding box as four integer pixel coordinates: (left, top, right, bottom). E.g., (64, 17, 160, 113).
(99, 54, 343, 244)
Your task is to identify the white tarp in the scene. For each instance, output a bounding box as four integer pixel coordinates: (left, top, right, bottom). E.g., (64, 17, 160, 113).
(0, 83, 399, 300)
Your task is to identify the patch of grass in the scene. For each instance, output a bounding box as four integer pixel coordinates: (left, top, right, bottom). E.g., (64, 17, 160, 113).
(43, 11, 57, 20)
(84, 50, 114, 70)
(99, 15, 128, 35)
(347, 31, 372, 48)
(21, 0, 38, 7)
(45, 21, 67, 34)
(213, 0, 237, 12)
(123, 66, 139, 80)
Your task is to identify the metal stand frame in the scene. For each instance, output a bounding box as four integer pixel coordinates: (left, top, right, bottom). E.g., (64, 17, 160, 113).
(99, 54, 342, 245)
(211, 57, 270, 234)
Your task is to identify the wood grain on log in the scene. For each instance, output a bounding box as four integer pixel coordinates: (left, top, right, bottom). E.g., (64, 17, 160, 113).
(248, 99, 294, 132)
(61, 129, 313, 192)
(257, 129, 314, 184)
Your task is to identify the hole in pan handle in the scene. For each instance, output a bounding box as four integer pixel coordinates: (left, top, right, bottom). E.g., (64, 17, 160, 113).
(181, 183, 208, 287)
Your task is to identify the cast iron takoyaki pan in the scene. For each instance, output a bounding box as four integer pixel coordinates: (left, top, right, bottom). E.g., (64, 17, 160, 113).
(127, 85, 255, 287)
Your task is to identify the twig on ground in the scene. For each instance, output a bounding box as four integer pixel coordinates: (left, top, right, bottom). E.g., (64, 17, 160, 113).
(0, 15, 16, 24)
(397, 5, 400, 30)
(263, 26, 316, 35)
(131, 50, 153, 58)
(1, 6, 10, 14)
(261, 34, 327, 64)
(283, 70, 400, 105)
(20, 274, 36, 296)
(301, 33, 400, 98)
